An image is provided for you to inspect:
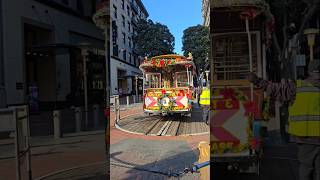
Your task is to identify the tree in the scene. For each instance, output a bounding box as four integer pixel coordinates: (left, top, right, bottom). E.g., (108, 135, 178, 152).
(264, 0, 320, 79)
(182, 25, 210, 71)
(133, 19, 175, 57)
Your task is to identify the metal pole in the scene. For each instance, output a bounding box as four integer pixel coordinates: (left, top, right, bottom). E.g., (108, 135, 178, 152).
(246, 18, 254, 101)
(13, 108, 21, 180)
(25, 106, 32, 180)
(135, 76, 138, 103)
(82, 49, 89, 130)
(310, 45, 314, 62)
(115, 95, 120, 125)
(103, 13, 110, 167)
(186, 67, 190, 86)
(53, 110, 61, 139)
(126, 96, 130, 107)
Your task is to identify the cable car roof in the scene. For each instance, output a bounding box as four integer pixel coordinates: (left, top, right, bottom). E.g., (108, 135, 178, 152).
(139, 54, 196, 71)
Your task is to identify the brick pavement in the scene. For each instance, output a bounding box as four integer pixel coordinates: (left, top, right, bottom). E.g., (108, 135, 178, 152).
(110, 105, 210, 179)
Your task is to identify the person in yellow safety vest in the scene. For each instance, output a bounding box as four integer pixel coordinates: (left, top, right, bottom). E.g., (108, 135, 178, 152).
(249, 59, 320, 180)
(199, 79, 210, 125)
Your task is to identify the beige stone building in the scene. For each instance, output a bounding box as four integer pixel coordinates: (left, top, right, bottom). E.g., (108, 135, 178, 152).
(110, 0, 148, 96)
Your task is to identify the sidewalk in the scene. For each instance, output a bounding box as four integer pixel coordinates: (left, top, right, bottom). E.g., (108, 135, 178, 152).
(110, 102, 143, 112)
(0, 130, 106, 179)
(34, 161, 107, 180)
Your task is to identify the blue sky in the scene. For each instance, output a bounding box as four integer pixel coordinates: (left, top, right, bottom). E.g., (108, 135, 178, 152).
(141, 0, 202, 55)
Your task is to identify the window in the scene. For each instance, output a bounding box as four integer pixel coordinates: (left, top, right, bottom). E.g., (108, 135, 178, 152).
(175, 71, 190, 87)
(127, 5, 130, 16)
(112, 21, 118, 45)
(145, 74, 161, 88)
(121, 0, 124, 9)
(122, 33, 126, 44)
(113, 45, 119, 57)
(123, 50, 127, 61)
(128, 37, 131, 48)
(113, 5, 117, 18)
(129, 52, 132, 63)
(213, 33, 258, 81)
(128, 21, 131, 32)
(122, 15, 125, 27)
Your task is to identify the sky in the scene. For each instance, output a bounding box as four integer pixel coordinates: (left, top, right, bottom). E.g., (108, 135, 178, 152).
(141, 0, 203, 55)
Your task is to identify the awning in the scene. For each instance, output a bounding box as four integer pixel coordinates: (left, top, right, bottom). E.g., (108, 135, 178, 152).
(25, 43, 80, 57)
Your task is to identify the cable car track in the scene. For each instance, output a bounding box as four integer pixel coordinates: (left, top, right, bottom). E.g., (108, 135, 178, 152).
(116, 114, 208, 136)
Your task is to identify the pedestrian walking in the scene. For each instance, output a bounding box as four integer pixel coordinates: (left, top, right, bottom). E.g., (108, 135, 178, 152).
(248, 59, 320, 180)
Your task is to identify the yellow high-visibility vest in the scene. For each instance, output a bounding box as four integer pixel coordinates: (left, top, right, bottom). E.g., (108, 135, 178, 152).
(288, 80, 320, 137)
(199, 87, 210, 106)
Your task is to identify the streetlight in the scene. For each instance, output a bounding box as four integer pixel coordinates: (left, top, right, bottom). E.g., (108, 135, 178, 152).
(304, 28, 319, 62)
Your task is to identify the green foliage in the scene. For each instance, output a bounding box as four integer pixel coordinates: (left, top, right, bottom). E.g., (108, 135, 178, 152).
(133, 19, 175, 57)
(182, 25, 210, 71)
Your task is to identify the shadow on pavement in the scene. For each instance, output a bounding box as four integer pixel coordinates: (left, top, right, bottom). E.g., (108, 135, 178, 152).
(110, 139, 201, 180)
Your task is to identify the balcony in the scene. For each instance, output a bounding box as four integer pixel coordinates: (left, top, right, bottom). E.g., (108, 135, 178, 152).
(131, 18, 138, 27)
(130, 2, 139, 14)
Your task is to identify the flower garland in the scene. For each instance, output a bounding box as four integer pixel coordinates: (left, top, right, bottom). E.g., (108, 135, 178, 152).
(211, 87, 262, 154)
(151, 58, 176, 68)
(144, 57, 192, 68)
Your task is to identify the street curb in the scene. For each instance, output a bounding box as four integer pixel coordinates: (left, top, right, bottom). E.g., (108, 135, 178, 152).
(33, 161, 107, 180)
(114, 113, 145, 136)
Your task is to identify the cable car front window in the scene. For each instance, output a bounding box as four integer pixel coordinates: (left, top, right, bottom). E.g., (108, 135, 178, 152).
(145, 73, 161, 88)
(175, 71, 189, 87)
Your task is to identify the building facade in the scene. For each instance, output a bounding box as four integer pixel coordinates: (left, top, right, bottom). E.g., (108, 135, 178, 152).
(110, 0, 148, 96)
(0, 0, 112, 136)
(202, 0, 210, 27)
(1, 0, 106, 109)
